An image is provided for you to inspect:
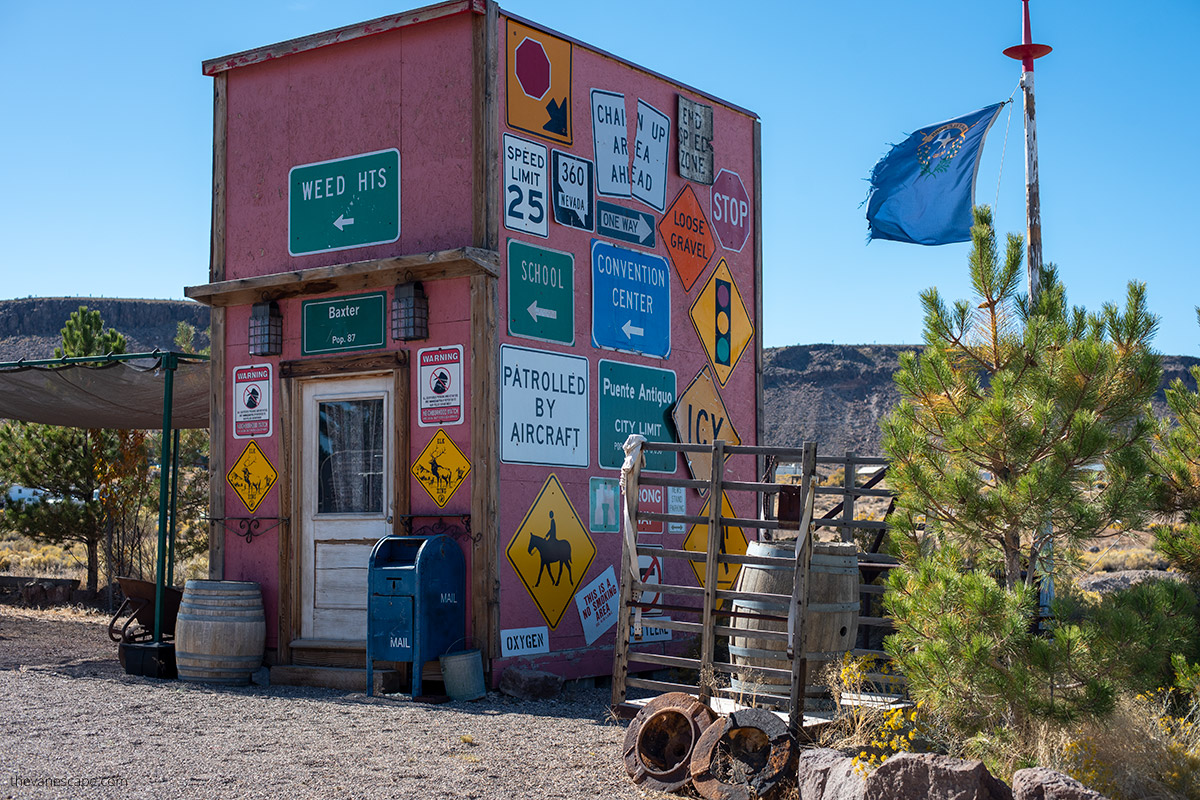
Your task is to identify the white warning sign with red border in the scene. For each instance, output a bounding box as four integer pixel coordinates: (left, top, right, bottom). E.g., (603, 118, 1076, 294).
(418, 345, 464, 427)
(233, 363, 272, 439)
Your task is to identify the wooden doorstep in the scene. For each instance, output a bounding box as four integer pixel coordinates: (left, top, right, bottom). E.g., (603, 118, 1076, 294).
(271, 665, 402, 694)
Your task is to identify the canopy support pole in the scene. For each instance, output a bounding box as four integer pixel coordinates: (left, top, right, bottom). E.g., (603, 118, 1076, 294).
(153, 354, 178, 644)
(167, 428, 181, 588)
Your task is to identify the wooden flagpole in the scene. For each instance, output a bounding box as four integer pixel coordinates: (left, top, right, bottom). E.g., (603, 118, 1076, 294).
(1004, 0, 1054, 614)
(1004, 0, 1052, 302)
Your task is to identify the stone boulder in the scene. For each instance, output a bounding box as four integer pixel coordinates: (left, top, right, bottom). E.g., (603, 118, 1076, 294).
(498, 667, 562, 700)
(1012, 768, 1111, 800)
(795, 748, 865, 800)
(864, 752, 1012, 800)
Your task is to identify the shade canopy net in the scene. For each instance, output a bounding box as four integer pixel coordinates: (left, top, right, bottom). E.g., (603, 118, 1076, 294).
(0, 355, 209, 429)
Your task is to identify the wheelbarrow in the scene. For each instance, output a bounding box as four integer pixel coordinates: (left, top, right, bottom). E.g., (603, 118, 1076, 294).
(108, 576, 183, 644)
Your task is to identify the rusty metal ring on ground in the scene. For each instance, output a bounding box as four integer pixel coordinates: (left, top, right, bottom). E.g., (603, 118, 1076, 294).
(689, 707, 797, 800)
(622, 692, 715, 792)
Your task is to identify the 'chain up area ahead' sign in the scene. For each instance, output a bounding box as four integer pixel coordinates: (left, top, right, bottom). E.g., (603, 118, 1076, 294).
(597, 359, 676, 473)
(591, 240, 671, 359)
(288, 149, 400, 257)
(500, 344, 588, 467)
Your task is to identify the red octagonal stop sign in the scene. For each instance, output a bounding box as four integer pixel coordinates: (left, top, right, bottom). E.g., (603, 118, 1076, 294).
(711, 169, 751, 253)
(514, 38, 551, 101)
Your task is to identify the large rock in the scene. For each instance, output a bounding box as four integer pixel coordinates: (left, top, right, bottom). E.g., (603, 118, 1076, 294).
(1012, 768, 1111, 800)
(864, 752, 1012, 800)
(796, 748, 865, 800)
(498, 667, 562, 700)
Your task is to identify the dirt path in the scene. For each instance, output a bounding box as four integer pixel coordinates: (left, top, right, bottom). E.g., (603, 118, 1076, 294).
(0, 607, 645, 800)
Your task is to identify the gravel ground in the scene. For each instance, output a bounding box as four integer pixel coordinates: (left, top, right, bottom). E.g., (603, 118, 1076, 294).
(0, 606, 647, 800)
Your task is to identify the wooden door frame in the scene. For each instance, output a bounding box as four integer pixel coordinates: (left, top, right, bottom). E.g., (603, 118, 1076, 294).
(277, 351, 409, 664)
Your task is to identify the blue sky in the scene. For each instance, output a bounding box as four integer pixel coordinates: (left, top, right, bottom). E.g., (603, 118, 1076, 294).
(1, 1, 1197, 353)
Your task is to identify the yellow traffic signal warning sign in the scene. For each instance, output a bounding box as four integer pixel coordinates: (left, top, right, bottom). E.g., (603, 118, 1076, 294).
(506, 19, 573, 145)
(682, 492, 749, 593)
(689, 258, 754, 387)
(411, 429, 470, 508)
(227, 440, 278, 513)
(671, 366, 741, 484)
(506, 474, 596, 629)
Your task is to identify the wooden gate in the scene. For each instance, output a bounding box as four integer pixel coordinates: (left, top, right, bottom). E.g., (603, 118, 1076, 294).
(609, 440, 902, 731)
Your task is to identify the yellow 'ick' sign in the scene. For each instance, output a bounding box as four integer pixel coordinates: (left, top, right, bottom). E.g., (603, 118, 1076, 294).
(411, 429, 470, 508)
(506, 475, 595, 629)
(506, 19, 573, 145)
(671, 366, 741, 484)
(227, 440, 278, 513)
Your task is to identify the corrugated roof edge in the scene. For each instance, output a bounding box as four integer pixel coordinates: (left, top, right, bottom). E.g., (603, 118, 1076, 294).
(200, 1, 758, 120)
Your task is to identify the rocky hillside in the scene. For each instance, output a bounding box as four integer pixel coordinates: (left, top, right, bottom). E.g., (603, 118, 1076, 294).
(0, 298, 210, 360)
(762, 343, 1200, 455)
(3, 299, 1194, 457)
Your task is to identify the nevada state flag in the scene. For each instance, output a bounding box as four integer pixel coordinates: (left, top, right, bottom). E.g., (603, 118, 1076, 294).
(866, 103, 1004, 245)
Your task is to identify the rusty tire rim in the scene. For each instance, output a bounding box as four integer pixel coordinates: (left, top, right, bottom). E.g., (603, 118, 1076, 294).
(689, 708, 797, 800)
(622, 692, 715, 792)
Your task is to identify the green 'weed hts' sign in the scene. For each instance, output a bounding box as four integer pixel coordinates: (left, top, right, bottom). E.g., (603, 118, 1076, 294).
(289, 149, 400, 256)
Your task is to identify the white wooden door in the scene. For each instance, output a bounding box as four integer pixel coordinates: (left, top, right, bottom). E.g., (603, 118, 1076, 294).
(299, 375, 392, 641)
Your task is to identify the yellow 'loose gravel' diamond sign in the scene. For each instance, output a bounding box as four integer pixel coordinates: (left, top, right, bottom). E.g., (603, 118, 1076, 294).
(411, 429, 470, 508)
(683, 491, 749, 592)
(227, 440, 278, 513)
(506, 474, 595, 629)
(689, 258, 754, 387)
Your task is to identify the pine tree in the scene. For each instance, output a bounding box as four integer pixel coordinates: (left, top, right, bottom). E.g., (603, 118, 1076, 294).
(881, 206, 1162, 589)
(0, 307, 128, 592)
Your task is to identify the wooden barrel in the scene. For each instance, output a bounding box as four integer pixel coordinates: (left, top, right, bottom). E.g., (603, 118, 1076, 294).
(729, 541, 859, 705)
(175, 580, 265, 685)
(729, 541, 795, 700)
(804, 542, 860, 694)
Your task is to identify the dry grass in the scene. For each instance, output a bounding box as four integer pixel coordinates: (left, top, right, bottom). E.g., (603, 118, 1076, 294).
(1086, 545, 1171, 573)
(0, 533, 86, 579)
(1036, 692, 1200, 799)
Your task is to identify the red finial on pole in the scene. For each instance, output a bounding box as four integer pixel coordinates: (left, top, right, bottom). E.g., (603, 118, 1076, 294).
(1004, 0, 1052, 72)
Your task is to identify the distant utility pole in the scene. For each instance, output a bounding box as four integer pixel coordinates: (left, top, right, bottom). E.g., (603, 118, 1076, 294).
(1003, 0, 1052, 303)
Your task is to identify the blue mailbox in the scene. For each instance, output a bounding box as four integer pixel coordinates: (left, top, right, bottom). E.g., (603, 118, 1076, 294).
(367, 535, 466, 697)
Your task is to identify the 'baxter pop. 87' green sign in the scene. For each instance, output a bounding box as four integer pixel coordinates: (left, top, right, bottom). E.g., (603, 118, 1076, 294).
(289, 149, 400, 256)
(507, 239, 575, 345)
(302, 292, 387, 356)
(598, 359, 677, 473)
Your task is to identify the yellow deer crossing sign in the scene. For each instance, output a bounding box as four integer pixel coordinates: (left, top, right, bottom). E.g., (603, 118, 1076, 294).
(411, 429, 470, 508)
(227, 440, 278, 513)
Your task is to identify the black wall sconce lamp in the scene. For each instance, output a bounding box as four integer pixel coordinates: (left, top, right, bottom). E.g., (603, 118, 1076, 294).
(392, 282, 429, 341)
(248, 300, 283, 356)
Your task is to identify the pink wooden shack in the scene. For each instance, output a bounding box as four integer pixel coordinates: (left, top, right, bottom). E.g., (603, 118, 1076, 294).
(186, 0, 762, 690)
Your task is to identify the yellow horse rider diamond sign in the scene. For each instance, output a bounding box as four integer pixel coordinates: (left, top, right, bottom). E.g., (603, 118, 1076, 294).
(506, 474, 595, 629)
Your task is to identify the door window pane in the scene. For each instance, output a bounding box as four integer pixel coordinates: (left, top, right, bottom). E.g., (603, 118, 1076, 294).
(317, 398, 385, 513)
